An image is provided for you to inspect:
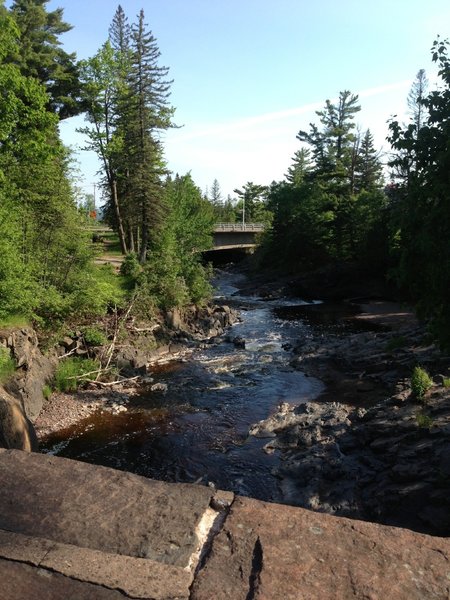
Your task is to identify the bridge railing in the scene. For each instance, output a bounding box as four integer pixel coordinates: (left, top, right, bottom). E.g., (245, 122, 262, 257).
(214, 223, 265, 232)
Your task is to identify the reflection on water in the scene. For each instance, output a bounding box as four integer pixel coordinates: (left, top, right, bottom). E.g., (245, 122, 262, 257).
(40, 270, 324, 502)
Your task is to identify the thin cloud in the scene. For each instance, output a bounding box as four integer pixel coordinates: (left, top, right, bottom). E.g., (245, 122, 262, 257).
(171, 80, 412, 142)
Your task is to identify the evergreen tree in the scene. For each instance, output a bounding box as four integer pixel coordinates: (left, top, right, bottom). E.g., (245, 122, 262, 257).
(124, 8, 174, 262)
(209, 178, 223, 208)
(8, 0, 83, 118)
(285, 148, 312, 186)
(407, 68, 429, 133)
(356, 129, 384, 192)
(233, 182, 268, 223)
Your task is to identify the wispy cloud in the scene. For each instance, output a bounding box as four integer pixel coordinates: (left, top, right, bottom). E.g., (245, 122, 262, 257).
(171, 80, 412, 142)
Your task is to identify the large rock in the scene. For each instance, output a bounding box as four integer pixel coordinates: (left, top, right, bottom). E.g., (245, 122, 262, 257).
(191, 496, 450, 600)
(1, 450, 449, 599)
(0, 389, 37, 451)
(1, 328, 55, 422)
(0, 449, 213, 564)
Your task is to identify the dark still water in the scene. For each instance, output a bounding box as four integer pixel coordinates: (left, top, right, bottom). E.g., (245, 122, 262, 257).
(40, 271, 324, 502)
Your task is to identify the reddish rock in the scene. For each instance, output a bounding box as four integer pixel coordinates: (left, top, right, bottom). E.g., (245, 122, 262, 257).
(191, 496, 450, 600)
(0, 449, 212, 566)
(0, 560, 128, 600)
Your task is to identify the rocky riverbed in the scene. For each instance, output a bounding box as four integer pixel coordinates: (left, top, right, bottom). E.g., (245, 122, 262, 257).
(28, 266, 450, 537)
(249, 297, 450, 537)
(32, 302, 240, 438)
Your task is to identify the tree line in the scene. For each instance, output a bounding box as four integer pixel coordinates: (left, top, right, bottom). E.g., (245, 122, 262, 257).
(250, 40, 450, 347)
(1, 1, 448, 347)
(0, 1, 215, 328)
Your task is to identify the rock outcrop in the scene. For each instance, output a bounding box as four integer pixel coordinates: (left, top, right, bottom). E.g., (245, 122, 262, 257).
(249, 301, 450, 536)
(0, 449, 449, 600)
(0, 390, 38, 451)
(1, 328, 55, 422)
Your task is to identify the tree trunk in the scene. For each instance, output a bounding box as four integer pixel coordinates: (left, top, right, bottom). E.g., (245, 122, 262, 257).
(112, 179, 128, 255)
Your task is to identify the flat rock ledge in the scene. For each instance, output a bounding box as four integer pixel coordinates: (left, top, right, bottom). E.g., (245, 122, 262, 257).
(0, 450, 449, 599)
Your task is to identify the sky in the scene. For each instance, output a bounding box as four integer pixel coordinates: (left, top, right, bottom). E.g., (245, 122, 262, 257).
(21, 0, 450, 199)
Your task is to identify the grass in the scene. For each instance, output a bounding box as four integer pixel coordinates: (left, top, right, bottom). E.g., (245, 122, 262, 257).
(54, 357, 100, 392)
(443, 378, 450, 388)
(416, 411, 433, 429)
(0, 315, 30, 329)
(411, 366, 433, 400)
(42, 384, 53, 400)
(0, 347, 16, 383)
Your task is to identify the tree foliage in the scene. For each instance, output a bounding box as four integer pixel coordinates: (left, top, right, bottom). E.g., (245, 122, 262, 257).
(260, 91, 386, 271)
(388, 38, 450, 347)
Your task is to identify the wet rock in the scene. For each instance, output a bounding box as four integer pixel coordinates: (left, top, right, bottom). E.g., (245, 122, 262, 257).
(150, 383, 168, 394)
(232, 336, 245, 349)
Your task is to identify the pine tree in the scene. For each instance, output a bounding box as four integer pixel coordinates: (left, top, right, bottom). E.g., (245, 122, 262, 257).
(9, 0, 82, 118)
(407, 69, 428, 133)
(285, 148, 312, 186)
(356, 129, 384, 192)
(388, 38, 450, 347)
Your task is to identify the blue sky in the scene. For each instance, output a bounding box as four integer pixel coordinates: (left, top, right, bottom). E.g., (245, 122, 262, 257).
(21, 0, 450, 199)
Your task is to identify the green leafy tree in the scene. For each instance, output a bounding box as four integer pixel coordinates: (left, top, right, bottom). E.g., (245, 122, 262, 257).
(388, 38, 450, 347)
(141, 174, 214, 308)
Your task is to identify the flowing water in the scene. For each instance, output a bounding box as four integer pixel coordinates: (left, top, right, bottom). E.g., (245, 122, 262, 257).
(41, 270, 324, 502)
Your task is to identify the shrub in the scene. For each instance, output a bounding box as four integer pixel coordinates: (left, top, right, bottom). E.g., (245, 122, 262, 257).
(82, 326, 107, 347)
(411, 366, 433, 400)
(42, 384, 53, 400)
(416, 412, 433, 429)
(0, 347, 16, 383)
(443, 377, 450, 388)
(54, 357, 100, 392)
(120, 253, 141, 279)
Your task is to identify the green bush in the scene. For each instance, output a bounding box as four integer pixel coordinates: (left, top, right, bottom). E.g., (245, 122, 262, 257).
(416, 412, 433, 429)
(54, 357, 100, 392)
(120, 253, 141, 279)
(443, 377, 450, 388)
(411, 366, 433, 400)
(82, 326, 107, 347)
(42, 384, 53, 400)
(0, 347, 16, 383)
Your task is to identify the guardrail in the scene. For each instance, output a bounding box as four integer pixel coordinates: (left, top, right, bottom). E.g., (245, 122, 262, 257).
(214, 223, 265, 232)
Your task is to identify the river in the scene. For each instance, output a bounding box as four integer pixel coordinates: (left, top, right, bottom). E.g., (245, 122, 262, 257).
(41, 269, 324, 503)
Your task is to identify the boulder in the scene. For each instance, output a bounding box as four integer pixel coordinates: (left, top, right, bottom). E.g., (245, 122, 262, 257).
(0, 389, 38, 451)
(2, 328, 55, 422)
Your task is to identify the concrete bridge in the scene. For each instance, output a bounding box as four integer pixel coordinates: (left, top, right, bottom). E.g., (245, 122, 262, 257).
(212, 222, 264, 250)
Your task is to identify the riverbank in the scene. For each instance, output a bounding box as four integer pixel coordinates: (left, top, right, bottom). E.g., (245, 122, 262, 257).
(35, 302, 240, 440)
(249, 296, 450, 536)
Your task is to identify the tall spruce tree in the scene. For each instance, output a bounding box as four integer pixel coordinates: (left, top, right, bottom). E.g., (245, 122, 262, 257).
(124, 8, 174, 262)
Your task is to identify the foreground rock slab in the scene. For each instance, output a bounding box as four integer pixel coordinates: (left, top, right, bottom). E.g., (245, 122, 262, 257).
(191, 496, 450, 600)
(0, 448, 213, 566)
(1, 450, 450, 599)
